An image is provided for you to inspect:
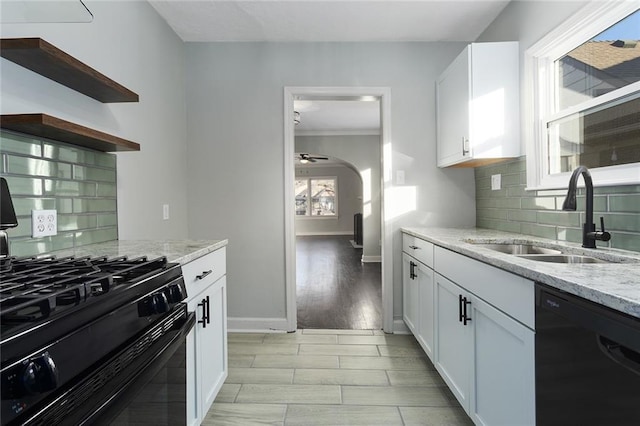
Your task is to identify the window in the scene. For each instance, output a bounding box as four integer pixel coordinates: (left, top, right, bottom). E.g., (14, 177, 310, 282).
(526, 2, 640, 189)
(295, 177, 337, 217)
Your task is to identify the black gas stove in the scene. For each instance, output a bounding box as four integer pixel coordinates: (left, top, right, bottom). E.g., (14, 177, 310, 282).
(0, 254, 194, 425)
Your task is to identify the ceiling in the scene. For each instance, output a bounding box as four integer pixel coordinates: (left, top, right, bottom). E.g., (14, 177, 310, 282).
(294, 99, 380, 135)
(148, 0, 511, 43)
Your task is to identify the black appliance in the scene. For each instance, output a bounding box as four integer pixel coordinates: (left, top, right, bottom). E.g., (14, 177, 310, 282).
(0, 178, 19, 258)
(0, 254, 195, 425)
(535, 283, 640, 425)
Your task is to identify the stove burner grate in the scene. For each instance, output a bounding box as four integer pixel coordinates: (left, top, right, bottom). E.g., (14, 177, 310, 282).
(0, 255, 169, 329)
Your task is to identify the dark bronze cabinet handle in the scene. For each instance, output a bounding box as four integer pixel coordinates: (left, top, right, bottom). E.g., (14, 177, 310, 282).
(198, 296, 210, 328)
(462, 297, 472, 325)
(196, 270, 213, 280)
(412, 261, 418, 279)
(409, 245, 421, 250)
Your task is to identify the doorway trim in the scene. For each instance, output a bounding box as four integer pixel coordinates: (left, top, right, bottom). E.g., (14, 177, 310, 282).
(283, 86, 393, 333)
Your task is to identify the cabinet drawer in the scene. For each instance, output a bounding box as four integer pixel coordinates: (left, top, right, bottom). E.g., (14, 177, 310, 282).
(402, 233, 434, 268)
(182, 247, 226, 301)
(434, 246, 534, 329)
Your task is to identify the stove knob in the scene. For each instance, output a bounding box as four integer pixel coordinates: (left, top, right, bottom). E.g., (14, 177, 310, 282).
(151, 292, 170, 314)
(166, 283, 185, 303)
(22, 353, 58, 396)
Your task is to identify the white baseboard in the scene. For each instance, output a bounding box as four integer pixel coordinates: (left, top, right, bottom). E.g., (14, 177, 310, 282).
(393, 319, 411, 334)
(295, 231, 352, 236)
(227, 317, 292, 333)
(361, 255, 382, 263)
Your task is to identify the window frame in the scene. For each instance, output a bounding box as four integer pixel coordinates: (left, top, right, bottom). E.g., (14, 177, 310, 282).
(294, 176, 338, 218)
(524, 0, 640, 190)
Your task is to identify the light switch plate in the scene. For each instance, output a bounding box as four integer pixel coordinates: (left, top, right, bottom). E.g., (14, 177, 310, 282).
(491, 174, 501, 191)
(162, 204, 170, 220)
(32, 209, 57, 237)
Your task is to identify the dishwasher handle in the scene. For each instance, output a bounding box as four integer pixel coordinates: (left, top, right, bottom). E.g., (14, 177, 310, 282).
(598, 335, 640, 376)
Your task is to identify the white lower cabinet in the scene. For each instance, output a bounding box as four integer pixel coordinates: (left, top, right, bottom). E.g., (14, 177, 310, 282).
(183, 248, 228, 426)
(402, 235, 435, 361)
(434, 271, 535, 426)
(415, 261, 434, 361)
(402, 253, 419, 334)
(402, 233, 535, 426)
(434, 274, 470, 407)
(469, 292, 534, 426)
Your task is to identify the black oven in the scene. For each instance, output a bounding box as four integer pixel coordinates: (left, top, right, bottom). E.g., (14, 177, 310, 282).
(1, 255, 193, 426)
(26, 306, 195, 425)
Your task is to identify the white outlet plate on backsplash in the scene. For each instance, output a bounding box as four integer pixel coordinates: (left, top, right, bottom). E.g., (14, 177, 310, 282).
(32, 209, 57, 237)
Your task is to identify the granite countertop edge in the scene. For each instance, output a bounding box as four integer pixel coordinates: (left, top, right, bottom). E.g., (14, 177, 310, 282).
(402, 227, 640, 319)
(45, 239, 228, 265)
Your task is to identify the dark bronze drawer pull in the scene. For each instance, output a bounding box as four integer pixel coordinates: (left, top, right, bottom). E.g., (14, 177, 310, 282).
(196, 270, 213, 280)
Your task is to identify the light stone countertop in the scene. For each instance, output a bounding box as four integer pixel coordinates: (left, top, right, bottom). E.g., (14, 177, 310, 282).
(402, 227, 640, 319)
(46, 239, 228, 265)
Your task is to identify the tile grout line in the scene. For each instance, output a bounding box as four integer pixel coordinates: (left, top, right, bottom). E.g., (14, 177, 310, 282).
(396, 406, 406, 426)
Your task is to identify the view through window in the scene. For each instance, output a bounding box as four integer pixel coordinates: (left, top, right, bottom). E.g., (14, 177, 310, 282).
(295, 178, 337, 216)
(548, 9, 640, 174)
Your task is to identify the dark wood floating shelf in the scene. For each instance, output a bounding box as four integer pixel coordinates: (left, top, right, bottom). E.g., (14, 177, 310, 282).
(0, 38, 139, 103)
(0, 114, 140, 152)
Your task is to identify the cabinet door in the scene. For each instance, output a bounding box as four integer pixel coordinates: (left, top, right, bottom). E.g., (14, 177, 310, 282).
(402, 253, 419, 334)
(436, 45, 470, 167)
(469, 295, 535, 426)
(197, 276, 228, 417)
(434, 273, 470, 410)
(416, 261, 434, 361)
(185, 328, 199, 426)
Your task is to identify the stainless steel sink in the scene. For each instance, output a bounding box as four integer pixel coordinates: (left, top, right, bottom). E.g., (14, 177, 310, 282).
(515, 254, 611, 264)
(471, 243, 562, 255)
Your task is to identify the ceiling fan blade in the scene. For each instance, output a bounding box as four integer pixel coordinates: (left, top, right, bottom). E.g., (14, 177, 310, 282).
(309, 158, 317, 162)
(312, 156, 328, 160)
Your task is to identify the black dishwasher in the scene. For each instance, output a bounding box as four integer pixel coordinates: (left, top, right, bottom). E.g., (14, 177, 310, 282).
(535, 283, 640, 425)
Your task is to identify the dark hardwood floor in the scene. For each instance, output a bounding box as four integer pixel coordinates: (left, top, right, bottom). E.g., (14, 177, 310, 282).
(296, 235, 382, 330)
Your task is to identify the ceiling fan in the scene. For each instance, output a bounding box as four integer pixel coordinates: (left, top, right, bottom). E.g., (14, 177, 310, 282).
(297, 153, 328, 164)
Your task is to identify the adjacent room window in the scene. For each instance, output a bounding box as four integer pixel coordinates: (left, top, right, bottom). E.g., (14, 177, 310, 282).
(295, 177, 337, 217)
(526, 2, 640, 189)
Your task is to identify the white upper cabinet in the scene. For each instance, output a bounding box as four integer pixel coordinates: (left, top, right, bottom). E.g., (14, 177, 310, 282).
(436, 42, 520, 168)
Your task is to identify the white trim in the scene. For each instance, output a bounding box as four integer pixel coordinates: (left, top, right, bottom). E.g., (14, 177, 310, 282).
(524, 0, 640, 191)
(295, 216, 340, 221)
(295, 231, 352, 236)
(362, 255, 382, 263)
(393, 319, 411, 334)
(227, 317, 290, 332)
(284, 86, 393, 333)
(296, 129, 381, 137)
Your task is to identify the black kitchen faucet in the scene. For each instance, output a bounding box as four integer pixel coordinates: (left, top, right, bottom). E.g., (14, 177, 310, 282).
(562, 166, 611, 248)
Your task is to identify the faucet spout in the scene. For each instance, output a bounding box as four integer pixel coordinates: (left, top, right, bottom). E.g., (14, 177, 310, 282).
(562, 166, 610, 248)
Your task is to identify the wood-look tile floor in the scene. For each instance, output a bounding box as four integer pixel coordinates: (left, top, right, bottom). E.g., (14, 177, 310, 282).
(204, 330, 473, 425)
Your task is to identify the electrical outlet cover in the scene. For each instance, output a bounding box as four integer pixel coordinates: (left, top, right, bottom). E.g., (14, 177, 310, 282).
(32, 209, 57, 237)
(491, 174, 501, 191)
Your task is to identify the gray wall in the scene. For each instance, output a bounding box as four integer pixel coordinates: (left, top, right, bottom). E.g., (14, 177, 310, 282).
(0, 1, 189, 241)
(474, 1, 640, 252)
(295, 164, 362, 237)
(185, 42, 477, 323)
(296, 135, 381, 260)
